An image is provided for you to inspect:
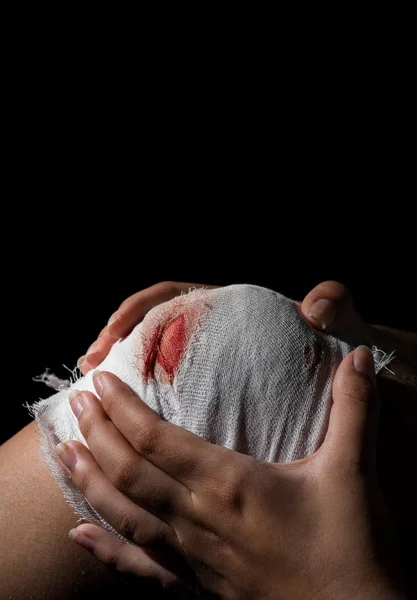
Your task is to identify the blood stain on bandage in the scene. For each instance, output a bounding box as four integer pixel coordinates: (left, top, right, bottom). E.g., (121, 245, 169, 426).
(157, 314, 186, 377)
(143, 315, 186, 382)
(142, 298, 210, 384)
(143, 324, 161, 379)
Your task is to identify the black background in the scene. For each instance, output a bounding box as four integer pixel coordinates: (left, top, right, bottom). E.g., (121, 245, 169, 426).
(3, 217, 415, 445)
(1, 22, 416, 600)
(2, 40, 415, 444)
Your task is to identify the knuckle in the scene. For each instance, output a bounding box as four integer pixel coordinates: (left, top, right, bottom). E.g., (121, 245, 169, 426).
(117, 511, 140, 543)
(101, 388, 124, 416)
(97, 542, 123, 567)
(75, 463, 95, 496)
(78, 411, 96, 441)
(132, 421, 161, 459)
(137, 520, 173, 550)
(218, 464, 250, 511)
(109, 457, 137, 493)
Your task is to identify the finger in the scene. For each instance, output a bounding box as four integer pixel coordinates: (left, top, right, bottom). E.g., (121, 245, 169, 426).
(97, 325, 108, 339)
(84, 335, 116, 369)
(301, 280, 366, 333)
(80, 282, 219, 374)
(94, 371, 224, 489)
(107, 281, 218, 339)
(302, 282, 417, 373)
(78, 335, 115, 374)
(77, 355, 89, 375)
(69, 524, 190, 591)
(322, 346, 379, 471)
(70, 389, 190, 521)
(79, 359, 93, 376)
(77, 326, 115, 374)
(56, 438, 179, 549)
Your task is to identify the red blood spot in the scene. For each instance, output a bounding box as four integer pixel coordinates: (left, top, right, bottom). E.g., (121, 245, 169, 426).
(156, 314, 186, 379)
(142, 315, 187, 383)
(143, 324, 161, 379)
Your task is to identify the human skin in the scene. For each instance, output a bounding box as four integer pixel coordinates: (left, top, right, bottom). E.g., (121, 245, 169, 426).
(78, 282, 219, 374)
(0, 284, 215, 599)
(72, 280, 417, 598)
(0, 422, 197, 599)
(62, 352, 407, 599)
(0, 281, 415, 598)
(86, 279, 416, 416)
(79, 281, 417, 379)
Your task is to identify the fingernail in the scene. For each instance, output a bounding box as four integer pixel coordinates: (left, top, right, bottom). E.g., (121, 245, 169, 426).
(86, 340, 101, 358)
(307, 298, 336, 330)
(77, 355, 86, 368)
(107, 312, 119, 328)
(69, 390, 85, 419)
(68, 528, 95, 552)
(93, 370, 103, 397)
(56, 442, 77, 471)
(353, 345, 375, 382)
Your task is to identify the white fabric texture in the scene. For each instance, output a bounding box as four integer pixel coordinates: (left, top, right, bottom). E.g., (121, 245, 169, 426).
(31, 284, 354, 536)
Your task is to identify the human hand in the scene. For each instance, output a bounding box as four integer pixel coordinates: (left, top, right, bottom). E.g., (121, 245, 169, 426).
(77, 281, 218, 375)
(78, 279, 417, 378)
(300, 281, 417, 374)
(58, 350, 407, 599)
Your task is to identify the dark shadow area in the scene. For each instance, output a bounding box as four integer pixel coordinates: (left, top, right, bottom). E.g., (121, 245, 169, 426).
(4, 234, 415, 444)
(2, 216, 415, 598)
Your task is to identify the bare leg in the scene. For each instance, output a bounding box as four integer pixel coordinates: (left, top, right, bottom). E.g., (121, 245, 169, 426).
(0, 422, 180, 599)
(2, 305, 416, 597)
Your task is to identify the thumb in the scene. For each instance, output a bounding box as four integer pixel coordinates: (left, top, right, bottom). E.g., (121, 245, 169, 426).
(323, 345, 379, 471)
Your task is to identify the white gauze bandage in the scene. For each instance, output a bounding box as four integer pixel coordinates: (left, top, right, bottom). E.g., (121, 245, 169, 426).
(31, 284, 355, 536)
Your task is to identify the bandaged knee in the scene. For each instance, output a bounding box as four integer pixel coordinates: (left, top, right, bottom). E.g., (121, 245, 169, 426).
(31, 285, 367, 534)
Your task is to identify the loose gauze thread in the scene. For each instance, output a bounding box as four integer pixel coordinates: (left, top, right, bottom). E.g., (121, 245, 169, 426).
(28, 285, 395, 540)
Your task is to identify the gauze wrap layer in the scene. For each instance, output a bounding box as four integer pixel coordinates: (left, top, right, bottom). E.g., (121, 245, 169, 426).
(31, 284, 353, 535)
